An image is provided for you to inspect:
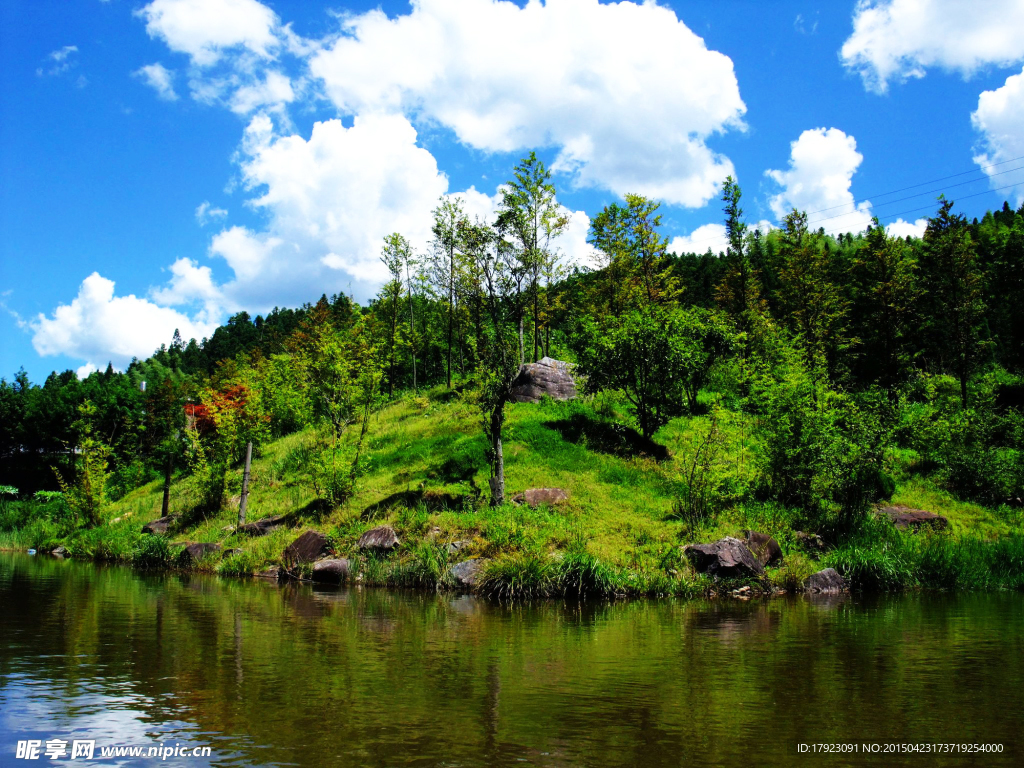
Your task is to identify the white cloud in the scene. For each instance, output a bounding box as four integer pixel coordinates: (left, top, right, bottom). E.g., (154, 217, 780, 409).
(972, 66, 1024, 206)
(766, 127, 874, 235)
(309, 0, 745, 206)
(670, 224, 728, 256)
(30, 273, 217, 371)
(136, 0, 280, 67)
(37, 45, 79, 78)
(841, 0, 1024, 93)
(149, 257, 226, 321)
(195, 200, 228, 225)
(669, 219, 774, 255)
(134, 62, 178, 100)
(228, 70, 294, 115)
(886, 217, 928, 238)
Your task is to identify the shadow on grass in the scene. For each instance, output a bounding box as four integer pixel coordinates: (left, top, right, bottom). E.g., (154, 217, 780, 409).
(543, 413, 670, 461)
(362, 489, 469, 520)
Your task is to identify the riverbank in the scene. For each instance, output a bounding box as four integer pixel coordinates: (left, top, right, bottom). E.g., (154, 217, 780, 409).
(3, 389, 1024, 598)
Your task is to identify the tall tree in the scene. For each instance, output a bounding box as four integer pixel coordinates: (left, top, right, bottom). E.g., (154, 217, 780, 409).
(919, 197, 988, 406)
(430, 197, 468, 388)
(715, 176, 765, 335)
(379, 235, 405, 396)
(495, 152, 568, 364)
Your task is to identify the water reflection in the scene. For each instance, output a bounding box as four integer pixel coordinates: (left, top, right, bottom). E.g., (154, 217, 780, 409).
(1, 553, 1021, 767)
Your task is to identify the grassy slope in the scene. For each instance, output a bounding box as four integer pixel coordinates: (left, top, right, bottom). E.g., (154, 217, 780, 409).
(6, 386, 1023, 595)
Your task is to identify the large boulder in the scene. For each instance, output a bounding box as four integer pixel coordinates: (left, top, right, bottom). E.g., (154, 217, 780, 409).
(237, 514, 288, 537)
(179, 542, 222, 565)
(256, 566, 283, 581)
(509, 357, 577, 403)
(743, 530, 783, 567)
(877, 506, 949, 532)
(142, 516, 176, 535)
(511, 488, 569, 508)
(684, 537, 765, 579)
(804, 568, 846, 594)
(357, 525, 400, 552)
(450, 559, 488, 590)
(283, 531, 331, 565)
(312, 558, 351, 583)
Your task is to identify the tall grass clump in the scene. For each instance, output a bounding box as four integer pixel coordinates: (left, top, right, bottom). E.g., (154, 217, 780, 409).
(478, 551, 553, 600)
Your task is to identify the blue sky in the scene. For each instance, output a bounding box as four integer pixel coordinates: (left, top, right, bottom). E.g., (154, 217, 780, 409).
(2, 0, 1024, 382)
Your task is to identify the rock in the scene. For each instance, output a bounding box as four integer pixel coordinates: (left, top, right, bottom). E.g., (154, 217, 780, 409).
(877, 506, 949, 532)
(283, 530, 331, 565)
(804, 568, 846, 594)
(511, 488, 570, 508)
(743, 530, 783, 567)
(450, 559, 488, 589)
(237, 514, 287, 537)
(684, 537, 765, 579)
(256, 566, 283, 581)
(221, 525, 235, 534)
(794, 531, 827, 553)
(180, 542, 222, 564)
(222, 548, 240, 559)
(142, 516, 176, 535)
(312, 558, 351, 583)
(51, 546, 68, 559)
(509, 357, 577, 403)
(357, 525, 400, 552)
(446, 540, 471, 556)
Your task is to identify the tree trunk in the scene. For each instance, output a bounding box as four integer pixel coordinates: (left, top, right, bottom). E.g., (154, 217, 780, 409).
(238, 441, 252, 527)
(447, 257, 455, 388)
(488, 407, 505, 507)
(533, 290, 539, 362)
(518, 313, 525, 366)
(161, 452, 173, 518)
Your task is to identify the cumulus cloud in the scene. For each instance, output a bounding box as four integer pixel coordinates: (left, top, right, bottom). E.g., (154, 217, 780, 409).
(195, 200, 227, 225)
(886, 217, 928, 238)
(134, 62, 178, 100)
(136, 0, 280, 67)
(767, 127, 874, 235)
(972, 67, 1024, 206)
(309, 0, 745, 206)
(669, 218, 774, 256)
(30, 273, 217, 371)
(841, 0, 1024, 93)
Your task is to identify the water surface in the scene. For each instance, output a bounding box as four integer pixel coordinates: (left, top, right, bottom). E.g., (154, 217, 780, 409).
(1, 553, 1021, 766)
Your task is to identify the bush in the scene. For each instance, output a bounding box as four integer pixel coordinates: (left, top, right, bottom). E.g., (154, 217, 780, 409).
(132, 535, 171, 569)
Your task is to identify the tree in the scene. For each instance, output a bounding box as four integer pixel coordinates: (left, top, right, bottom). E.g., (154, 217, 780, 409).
(715, 176, 765, 335)
(495, 152, 568, 364)
(380, 234, 407, 396)
(573, 307, 728, 439)
(850, 219, 919, 391)
(777, 209, 855, 383)
(919, 197, 988, 406)
(53, 400, 111, 528)
(430, 197, 470, 388)
(465, 220, 520, 505)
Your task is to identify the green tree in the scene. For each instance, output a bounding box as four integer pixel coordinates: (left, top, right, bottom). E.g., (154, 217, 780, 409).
(53, 400, 111, 528)
(919, 198, 988, 406)
(495, 152, 569, 364)
(574, 307, 729, 439)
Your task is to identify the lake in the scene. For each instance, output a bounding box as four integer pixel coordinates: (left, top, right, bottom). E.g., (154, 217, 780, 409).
(1, 552, 1021, 766)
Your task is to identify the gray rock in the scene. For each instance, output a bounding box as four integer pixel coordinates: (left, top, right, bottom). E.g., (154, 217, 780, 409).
(256, 566, 283, 581)
(142, 516, 176, 535)
(357, 525, 400, 552)
(446, 540, 471, 556)
(221, 548, 241, 559)
(794, 531, 827, 553)
(283, 530, 331, 565)
(312, 558, 351, 583)
(743, 530, 783, 567)
(511, 488, 570, 508)
(804, 568, 846, 594)
(877, 506, 949, 532)
(450, 559, 488, 590)
(237, 514, 288, 537)
(180, 542, 222, 565)
(510, 357, 577, 403)
(684, 537, 765, 579)
(51, 546, 68, 559)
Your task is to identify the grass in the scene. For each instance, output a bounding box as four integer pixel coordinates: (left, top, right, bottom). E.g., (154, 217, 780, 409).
(3, 385, 1023, 598)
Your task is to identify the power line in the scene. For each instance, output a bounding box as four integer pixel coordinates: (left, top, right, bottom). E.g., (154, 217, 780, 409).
(803, 153, 1024, 216)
